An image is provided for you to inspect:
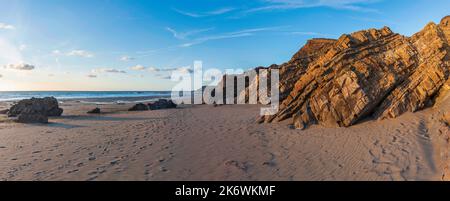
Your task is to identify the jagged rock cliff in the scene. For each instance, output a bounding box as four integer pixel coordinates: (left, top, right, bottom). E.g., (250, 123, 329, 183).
(250, 16, 450, 129)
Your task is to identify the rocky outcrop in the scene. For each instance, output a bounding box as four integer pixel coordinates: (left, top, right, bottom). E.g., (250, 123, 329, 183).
(148, 99, 177, 110)
(17, 111, 48, 124)
(87, 108, 101, 114)
(7, 97, 63, 118)
(443, 112, 450, 127)
(251, 16, 450, 129)
(214, 38, 336, 105)
(128, 103, 149, 111)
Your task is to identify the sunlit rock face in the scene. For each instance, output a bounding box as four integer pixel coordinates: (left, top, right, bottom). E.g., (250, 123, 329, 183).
(248, 16, 450, 129)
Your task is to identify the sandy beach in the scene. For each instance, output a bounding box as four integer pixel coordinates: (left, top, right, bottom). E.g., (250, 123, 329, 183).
(0, 97, 448, 181)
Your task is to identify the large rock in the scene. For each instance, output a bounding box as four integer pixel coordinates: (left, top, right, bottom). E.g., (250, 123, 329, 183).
(211, 16, 450, 129)
(148, 99, 177, 110)
(7, 97, 63, 118)
(128, 103, 149, 111)
(87, 108, 101, 114)
(17, 112, 48, 124)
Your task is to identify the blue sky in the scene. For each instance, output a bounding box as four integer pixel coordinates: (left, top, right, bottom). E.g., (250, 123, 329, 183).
(0, 0, 449, 91)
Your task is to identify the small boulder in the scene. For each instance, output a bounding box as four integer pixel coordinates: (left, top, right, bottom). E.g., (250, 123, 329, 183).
(128, 103, 149, 111)
(87, 108, 101, 114)
(148, 99, 177, 110)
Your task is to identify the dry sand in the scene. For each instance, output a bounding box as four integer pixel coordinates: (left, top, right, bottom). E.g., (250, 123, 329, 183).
(0, 98, 449, 181)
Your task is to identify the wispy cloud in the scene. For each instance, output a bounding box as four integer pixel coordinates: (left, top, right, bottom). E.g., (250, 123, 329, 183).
(288, 31, 335, 37)
(347, 16, 398, 25)
(180, 33, 252, 47)
(130, 65, 146, 71)
(207, 7, 236, 15)
(67, 50, 94, 58)
(173, 7, 235, 18)
(0, 22, 15, 30)
(19, 44, 27, 51)
(0, 38, 23, 63)
(4, 63, 35, 71)
(180, 26, 285, 47)
(87, 74, 97, 78)
(129, 65, 193, 74)
(147, 67, 160, 72)
(166, 27, 214, 40)
(120, 55, 136, 61)
(52, 49, 94, 58)
(244, 0, 381, 14)
(156, 74, 172, 80)
(92, 68, 126, 74)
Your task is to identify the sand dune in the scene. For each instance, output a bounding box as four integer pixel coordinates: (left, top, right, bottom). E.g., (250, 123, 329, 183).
(0, 99, 448, 181)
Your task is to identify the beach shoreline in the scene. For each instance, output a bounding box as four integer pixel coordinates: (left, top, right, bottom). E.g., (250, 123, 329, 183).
(0, 97, 448, 181)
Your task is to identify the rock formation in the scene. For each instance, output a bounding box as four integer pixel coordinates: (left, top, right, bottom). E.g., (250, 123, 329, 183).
(17, 110, 48, 124)
(87, 108, 101, 114)
(443, 112, 450, 127)
(6, 97, 63, 123)
(128, 103, 149, 111)
(225, 16, 450, 129)
(148, 99, 177, 110)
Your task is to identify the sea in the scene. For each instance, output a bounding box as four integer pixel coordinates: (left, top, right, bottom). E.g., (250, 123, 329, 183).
(0, 91, 172, 102)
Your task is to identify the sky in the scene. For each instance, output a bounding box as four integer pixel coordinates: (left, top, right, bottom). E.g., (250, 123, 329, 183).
(0, 0, 449, 91)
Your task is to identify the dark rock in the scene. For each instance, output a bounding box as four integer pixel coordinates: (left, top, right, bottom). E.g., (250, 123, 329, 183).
(128, 103, 149, 111)
(7, 97, 63, 117)
(0, 109, 9, 114)
(16, 107, 49, 124)
(148, 99, 177, 110)
(87, 108, 101, 114)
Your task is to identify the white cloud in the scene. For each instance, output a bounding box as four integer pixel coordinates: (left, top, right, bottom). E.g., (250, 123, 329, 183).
(67, 50, 94, 58)
(175, 66, 193, 74)
(92, 68, 126, 74)
(129, 65, 191, 73)
(130, 65, 146, 71)
(157, 75, 172, 80)
(180, 26, 283, 47)
(173, 7, 235, 18)
(120, 55, 135, 61)
(166, 27, 214, 40)
(245, 0, 380, 13)
(0, 23, 15, 30)
(147, 67, 161, 72)
(19, 44, 27, 51)
(4, 63, 35, 71)
(0, 38, 23, 64)
(288, 31, 334, 37)
(207, 8, 236, 15)
(52, 50, 62, 55)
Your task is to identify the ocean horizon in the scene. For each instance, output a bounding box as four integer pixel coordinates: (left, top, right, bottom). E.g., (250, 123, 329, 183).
(0, 91, 172, 102)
